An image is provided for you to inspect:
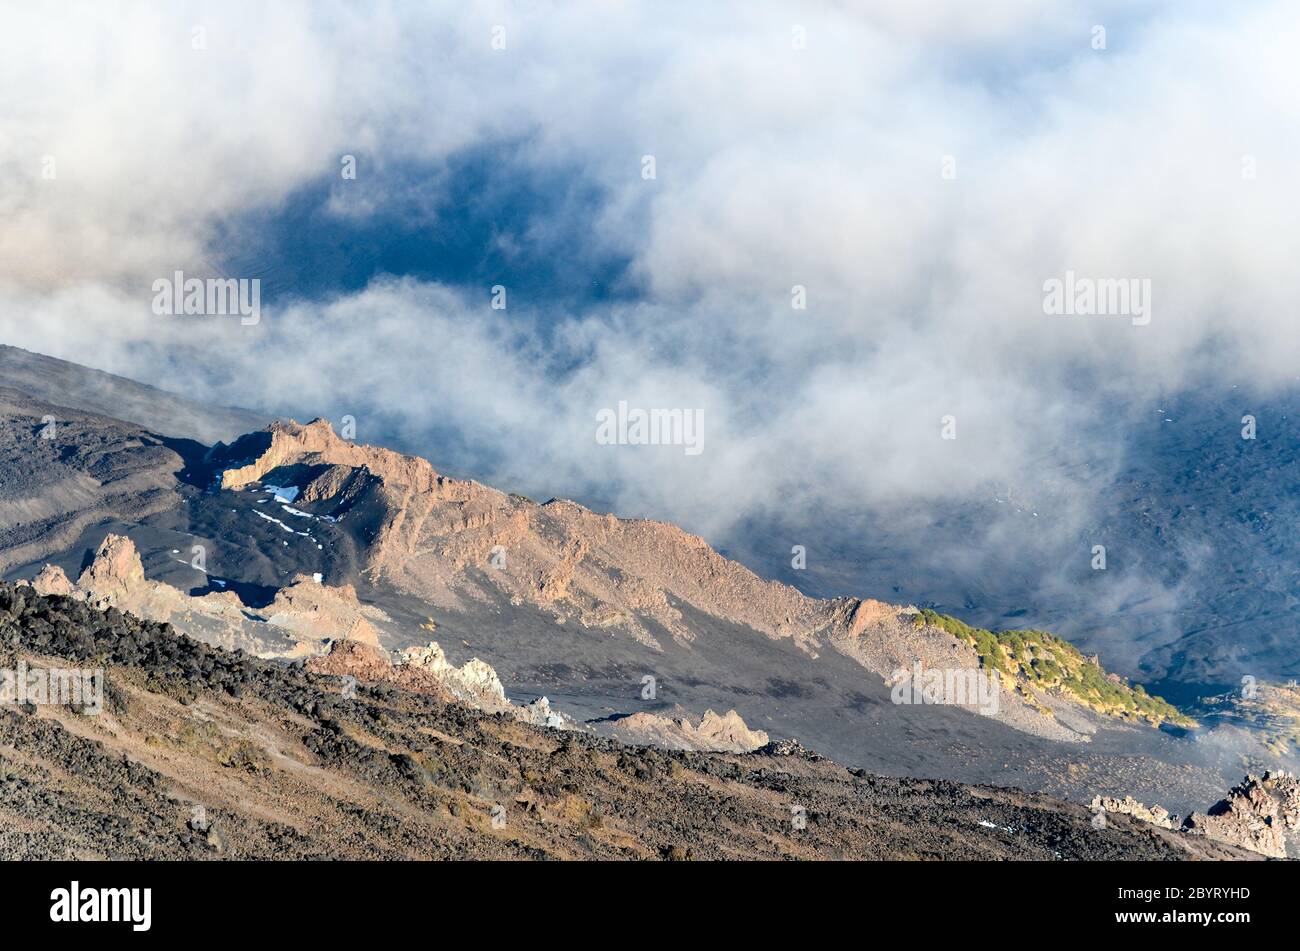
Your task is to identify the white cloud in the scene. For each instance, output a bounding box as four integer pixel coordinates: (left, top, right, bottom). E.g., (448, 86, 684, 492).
(2, 0, 1298, 556)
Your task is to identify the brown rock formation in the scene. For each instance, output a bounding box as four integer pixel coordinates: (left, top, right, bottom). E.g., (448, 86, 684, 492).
(208, 422, 925, 656)
(304, 636, 569, 727)
(1181, 771, 1300, 858)
(35, 534, 386, 658)
(31, 563, 74, 597)
(606, 708, 769, 753)
(1089, 794, 1178, 830)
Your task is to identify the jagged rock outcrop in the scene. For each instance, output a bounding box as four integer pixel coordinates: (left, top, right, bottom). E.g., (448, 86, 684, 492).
(31, 563, 73, 596)
(303, 638, 455, 701)
(607, 708, 769, 753)
(32, 534, 384, 658)
(260, 577, 383, 650)
(1181, 771, 1300, 858)
(1089, 795, 1178, 830)
(694, 709, 769, 750)
(304, 636, 573, 728)
(397, 641, 508, 710)
(1090, 773, 1300, 857)
(29, 534, 579, 726)
(75, 532, 147, 598)
(516, 696, 573, 730)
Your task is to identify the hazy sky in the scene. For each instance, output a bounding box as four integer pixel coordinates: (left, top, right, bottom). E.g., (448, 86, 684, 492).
(3, 2, 1298, 657)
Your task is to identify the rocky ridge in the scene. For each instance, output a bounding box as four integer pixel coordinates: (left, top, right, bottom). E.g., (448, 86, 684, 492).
(30, 534, 384, 657)
(602, 708, 770, 753)
(204, 418, 1188, 741)
(303, 637, 575, 730)
(1183, 771, 1300, 859)
(1093, 771, 1300, 858)
(26, 534, 573, 730)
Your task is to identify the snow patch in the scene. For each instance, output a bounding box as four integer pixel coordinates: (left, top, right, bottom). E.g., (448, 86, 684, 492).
(264, 484, 300, 503)
(254, 510, 313, 538)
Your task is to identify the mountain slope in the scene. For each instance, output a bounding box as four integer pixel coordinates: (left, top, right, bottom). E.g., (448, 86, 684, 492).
(0, 345, 264, 445)
(0, 387, 183, 575)
(0, 582, 1255, 860)
(209, 417, 1187, 736)
(0, 360, 1278, 817)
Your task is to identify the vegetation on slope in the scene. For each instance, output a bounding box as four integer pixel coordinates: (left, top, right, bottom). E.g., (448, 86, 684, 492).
(915, 609, 1194, 727)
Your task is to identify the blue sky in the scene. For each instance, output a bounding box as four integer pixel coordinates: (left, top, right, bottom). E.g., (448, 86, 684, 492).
(213, 145, 636, 313)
